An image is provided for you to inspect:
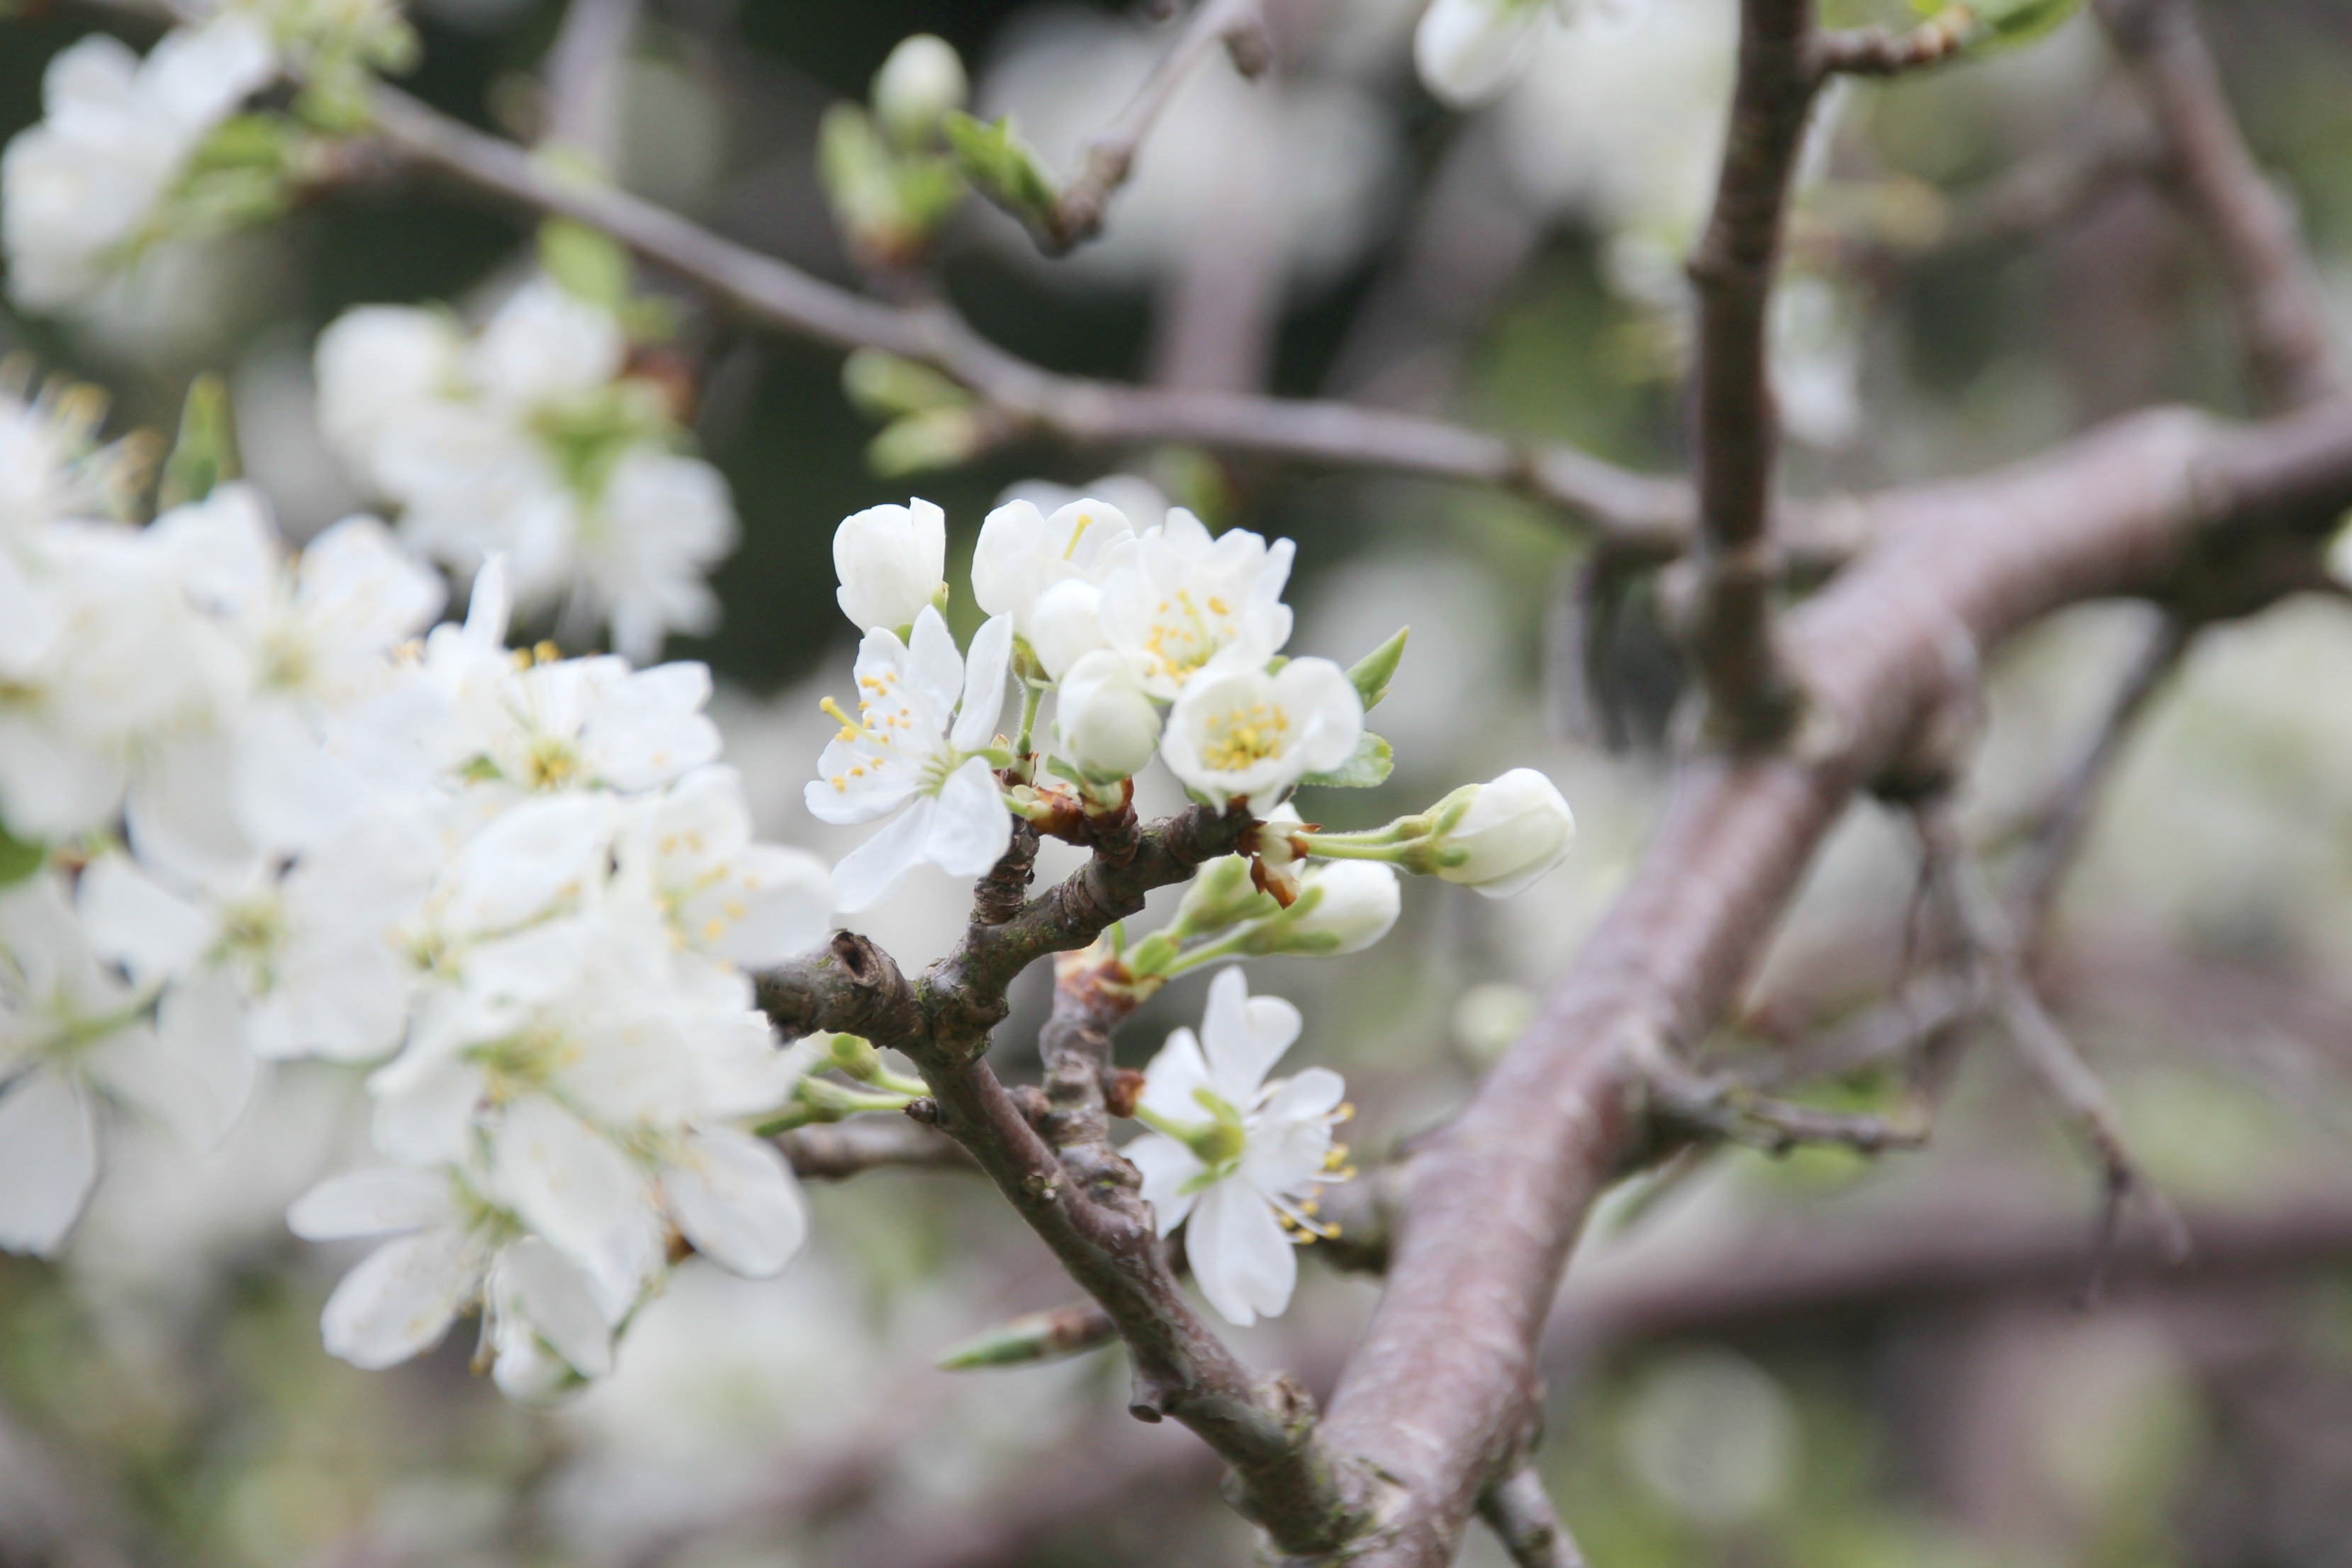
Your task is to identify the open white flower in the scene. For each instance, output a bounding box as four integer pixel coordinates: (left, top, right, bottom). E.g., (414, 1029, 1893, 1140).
(1124, 968, 1345, 1327)
(805, 608, 1014, 912)
(833, 498, 947, 633)
(0, 875, 255, 1255)
(1, 16, 277, 310)
(315, 280, 737, 660)
(1416, 0, 1552, 108)
(1160, 655, 1362, 810)
(971, 495, 1136, 645)
(618, 766, 834, 967)
(289, 1163, 622, 1396)
(1098, 510, 1295, 699)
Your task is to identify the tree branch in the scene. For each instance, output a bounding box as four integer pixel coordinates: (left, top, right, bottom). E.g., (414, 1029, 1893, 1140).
(352, 89, 1701, 550)
(775, 1114, 975, 1179)
(537, 0, 640, 171)
(1811, 13, 1974, 78)
(1301, 400, 2352, 1567)
(1477, 1466, 1586, 1568)
(1021, 0, 1270, 254)
(2096, 0, 2348, 412)
(1684, 0, 1827, 746)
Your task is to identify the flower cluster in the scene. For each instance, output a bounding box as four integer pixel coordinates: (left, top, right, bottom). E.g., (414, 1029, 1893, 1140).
(315, 274, 739, 661)
(1, 14, 279, 311)
(810, 489, 1576, 1325)
(0, 376, 832, 1398)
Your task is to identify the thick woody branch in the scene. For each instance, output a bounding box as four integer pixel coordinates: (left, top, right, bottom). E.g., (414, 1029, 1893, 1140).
(1304, 401, 2352, 1568)
(2096, 0, 2348, 412)
(1684, 0, 1825, 746)
(1020, 0, 1270, 254)
(352, 89, 1696, 549)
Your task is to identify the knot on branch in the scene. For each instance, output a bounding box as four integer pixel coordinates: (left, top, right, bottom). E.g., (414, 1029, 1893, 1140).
(753, 930, 924, 1048)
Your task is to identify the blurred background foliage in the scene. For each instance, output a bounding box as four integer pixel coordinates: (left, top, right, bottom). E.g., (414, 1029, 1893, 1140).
(9, 1, 2352, 1565)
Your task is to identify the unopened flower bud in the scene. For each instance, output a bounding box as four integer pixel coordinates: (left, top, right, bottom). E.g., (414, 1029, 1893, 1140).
(833, 498, 947, 632)
(1429, 768, 1574, 897)
(1172, 854, 1277, 940)
(1029, 578, 1107, 679)
(1053, 649, 1162, 783)
(873, 34, 968, 148)
(1249, 803, 1311, 905)
(1280, 862, 1400, 955)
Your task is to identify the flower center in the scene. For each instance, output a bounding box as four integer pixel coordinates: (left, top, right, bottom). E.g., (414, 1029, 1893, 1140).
(1198, 700, 1289, 773)
(524, 734, 583, 789)
(1141, 589, 1238, 681)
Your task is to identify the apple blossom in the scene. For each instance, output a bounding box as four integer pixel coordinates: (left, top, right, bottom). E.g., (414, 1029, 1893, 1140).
(805, 608, 1014, 911)
(1123, 968, 1346, 1327)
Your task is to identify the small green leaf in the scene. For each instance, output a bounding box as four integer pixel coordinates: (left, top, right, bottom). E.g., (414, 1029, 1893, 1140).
(868, 406, 986, 476)
(1301, 732, 1394, 790)
(941, 111, 1060, 232)
(538, 219, 634, 313)
(158, 374, 240, 510)
(0, 821, 45, 889)
(1345, 627, 1409, 712)
(842, 349, 970, 418)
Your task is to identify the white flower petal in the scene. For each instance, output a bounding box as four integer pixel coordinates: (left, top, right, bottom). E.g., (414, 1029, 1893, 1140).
(1125, 1131, 1206, 1237)
(0, 1066, 98, 1256)
(662, 1127, 807, 1279)
(1200, 967, 1300, 1104)
(829, 795, 940, 914)
(922, 756, 1013, 880)
(319, 1225, 478, 1370)
(494, 1236, 615, 1375)
(487, 1097, 660, 1321)
(949, 615, 1014, 752)
(74, 852, 210, 985)
(1187, 1178, 1297, 1328)
(288, 1166, 456, 1241)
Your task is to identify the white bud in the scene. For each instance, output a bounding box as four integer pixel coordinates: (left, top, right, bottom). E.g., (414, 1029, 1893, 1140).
(1433, 768, 1574, 897)
(1414, 0, 1548, 109)
(873, 34, 967, 146)
(1029, 578, 1109, 679)
(1287, 861, 1400, 955)
(1053, 649, 1162, 783)
(832, 498, 947, 632)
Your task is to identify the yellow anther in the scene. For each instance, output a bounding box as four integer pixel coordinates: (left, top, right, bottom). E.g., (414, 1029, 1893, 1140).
(820, 696, 868, 738)
(831, 775, 849, 792)
(702, 917, 726, 941)
(534, 640, 561, 665)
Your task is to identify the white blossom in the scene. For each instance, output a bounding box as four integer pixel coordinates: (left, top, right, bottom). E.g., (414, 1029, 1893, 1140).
(315, 279, 737, 660)
(872, 33, 968, 145)
(1416, 0, 1553, 108)
(617, 766, 834, 967)
(1283, 861, 1401, 956)
(1124, 968, 1344, 1327)
(1050, 647, 1162, 785)
(1, 16, 277, 310)
(1160, 655, 1362, 811)
(0, 874, 255, 1254)
(832, 497, 948, 634)
(1099, 509, 1295, 700)
(805, 608, 1014, 912)
(970, 495, 1136, 646)
(1433, 768, 1576, 896)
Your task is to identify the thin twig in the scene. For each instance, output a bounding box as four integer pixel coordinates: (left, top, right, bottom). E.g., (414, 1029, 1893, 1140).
(775, 1115, 976, 1179)
(1026, 0, 1270, 254)
(1921, 805, 2193, 1269)
(2096, 0, 2348, 411)
(1684, 0, 1827, 746)
(1811, 13, 1976, 78)
(2005, 612, 2191, 945)
(1648, 1057, 1928, 1155)
(1477, 1465, 1587, 1568)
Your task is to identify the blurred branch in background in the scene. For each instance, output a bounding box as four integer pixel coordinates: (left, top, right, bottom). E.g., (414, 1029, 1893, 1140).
(536, 0, 640, 170)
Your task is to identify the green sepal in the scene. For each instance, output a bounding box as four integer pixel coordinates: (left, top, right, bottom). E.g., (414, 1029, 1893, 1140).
(0, 822, 46, 889)
(1301, 732, 1394, 790)
(941, 111, 1060, 232)
(1978, 0, 2085, 43)
(1345, 627, 1409, 713)
(158, 373, 240, 510)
